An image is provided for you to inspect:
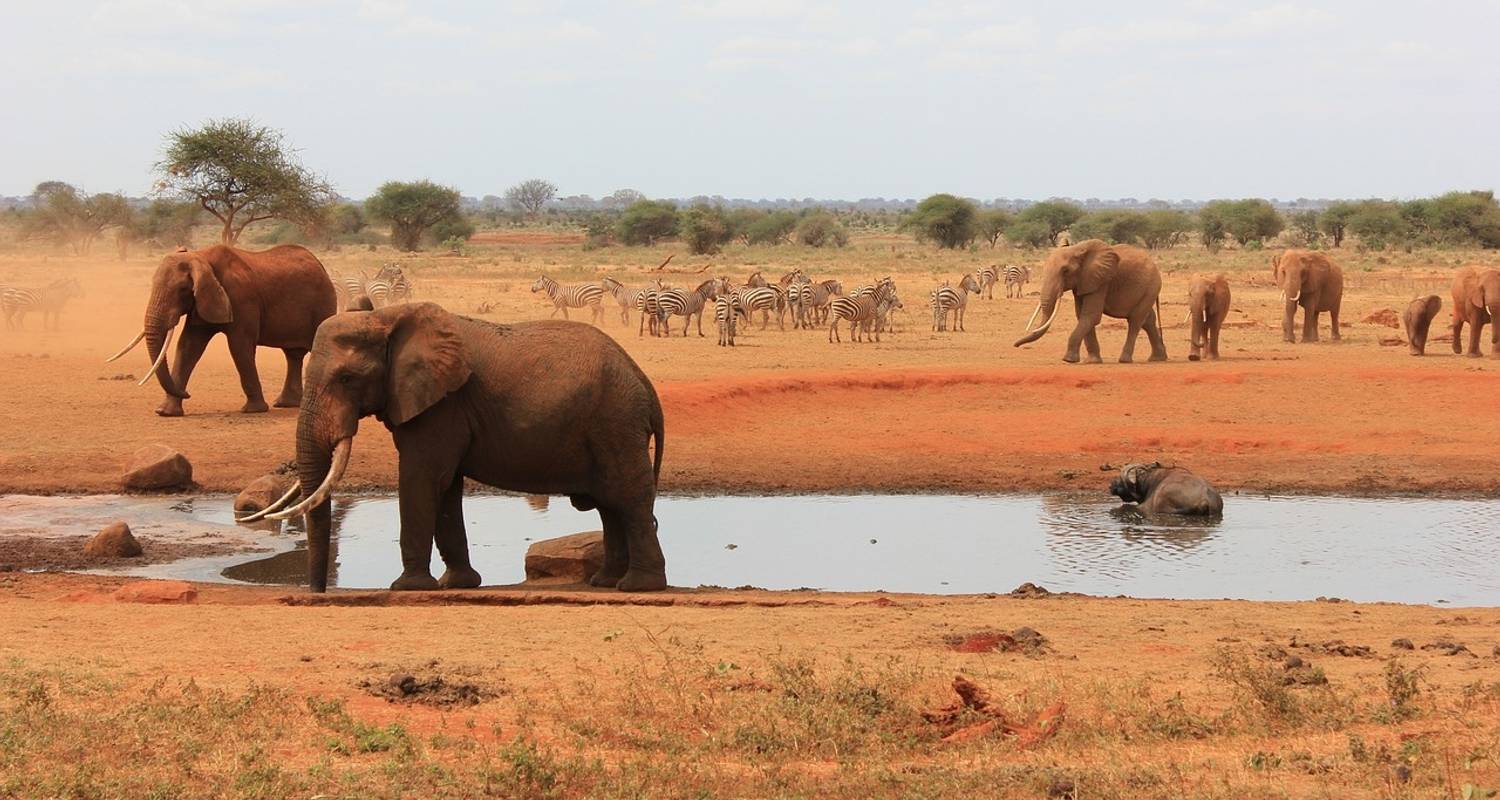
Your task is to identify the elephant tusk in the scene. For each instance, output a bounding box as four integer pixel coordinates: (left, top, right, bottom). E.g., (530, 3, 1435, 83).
(137, 328, 173, 386)
(1182, 310, 1190, 326)
(1037, 300, 1061, 332)
(1202, 309, 1208, 323)
(268, 439, 352, 521)
(105, 331, 145, 363)
(1025, 303, 1042, 331)
(235, 480, 303, 523)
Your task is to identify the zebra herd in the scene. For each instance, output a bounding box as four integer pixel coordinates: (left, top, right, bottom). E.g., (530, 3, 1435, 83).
(1, 278, 84, 330)
(333, 263, 414, 311)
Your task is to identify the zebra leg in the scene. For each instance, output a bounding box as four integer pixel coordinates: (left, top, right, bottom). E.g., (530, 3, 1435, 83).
(274, 348, 308, 408)
(227, 335, 270, 413)
(434, 473, 481, 589)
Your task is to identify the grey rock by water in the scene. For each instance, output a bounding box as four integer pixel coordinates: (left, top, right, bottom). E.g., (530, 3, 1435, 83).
(523, 532, 604, 584)
(84, 521, 143, 558)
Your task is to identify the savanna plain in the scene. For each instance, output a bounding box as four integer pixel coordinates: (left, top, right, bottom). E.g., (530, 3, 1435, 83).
(2, 231, 1499, 798)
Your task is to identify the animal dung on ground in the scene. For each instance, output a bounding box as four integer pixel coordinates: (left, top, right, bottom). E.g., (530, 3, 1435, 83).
(359, 671, 492, 707)
(944, 626, 1051, 655)
(923, 675, 1066, 746)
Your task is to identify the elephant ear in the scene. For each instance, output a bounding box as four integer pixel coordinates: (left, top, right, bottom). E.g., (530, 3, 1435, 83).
(381, 303, 472, 427)
(190, 259, 233, 324)
(1077, 243, 1119, 295)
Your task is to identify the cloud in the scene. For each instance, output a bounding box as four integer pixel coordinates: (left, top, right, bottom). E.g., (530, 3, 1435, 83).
(357, 0, 468, 38)
(1233, 3, 1335, 33)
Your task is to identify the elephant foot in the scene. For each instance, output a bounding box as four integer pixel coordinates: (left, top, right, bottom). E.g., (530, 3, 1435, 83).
(1084, 355, 1103, 364)
(155, 400, 185, 417)
(588, 568, 625, 588)
(241, 400, 270, 414)
(616, 568, 667, 592)
(1148, 353, 1168, 362)
(389, 571, 440, 591)
(437, 566, 482, 589)
(1062, 353, 1080, 364)
(1466, 351, 1483, 359)
(272, 394, 301, 409)
(1188, 353, 1201, 362)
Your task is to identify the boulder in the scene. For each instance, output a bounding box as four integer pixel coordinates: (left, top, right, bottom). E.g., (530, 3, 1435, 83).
(523, 531, 604, 584)
(84, 521, 143, 558)
(234, 473, 296, 515)
(122, 444, 193, 491)
(113, 580, 197, 604)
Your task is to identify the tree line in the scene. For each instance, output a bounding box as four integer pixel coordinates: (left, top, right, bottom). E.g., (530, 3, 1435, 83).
(6, 118, 1499, 256)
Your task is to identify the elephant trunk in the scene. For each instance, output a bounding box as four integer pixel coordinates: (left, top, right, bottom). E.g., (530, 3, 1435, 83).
(1282, 292, 1300, 341)
(285, 399, 356, 592)
(1013, 287, 1062, 347)
(143, 294, 188, 398)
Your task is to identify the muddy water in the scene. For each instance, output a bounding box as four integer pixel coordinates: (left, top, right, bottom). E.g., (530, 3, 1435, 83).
(4, 493, 1498, 605)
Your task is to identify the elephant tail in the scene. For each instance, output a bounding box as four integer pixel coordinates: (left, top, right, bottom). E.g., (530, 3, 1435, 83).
(650, 391, 665, 486)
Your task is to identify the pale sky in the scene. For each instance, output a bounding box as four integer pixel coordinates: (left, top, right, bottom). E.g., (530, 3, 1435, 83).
(2, 1, 1496, 200)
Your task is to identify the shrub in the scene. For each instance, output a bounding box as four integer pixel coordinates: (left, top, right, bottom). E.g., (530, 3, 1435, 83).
(745, 211, 798, 245)
(795, 210, 849, 248)
(366, 180, 464, 251)
(1072, 210, 1150, 245)
(616, 200, 679, 246)
(1005, 218, 1054, 249)
(1014, 200, 1084, 246)
(679, 204, 734, 255)
(977, 208, 1014, 248)
(904, 194, 979, 249)
(1140, 210, 1194, 249)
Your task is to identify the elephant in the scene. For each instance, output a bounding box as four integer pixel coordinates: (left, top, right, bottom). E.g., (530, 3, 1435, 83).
(1186, 273, 1230, 361)
(1449, 265, 1500, 357)
(252, 303, 667, 594)
(1109, 463, 1223, 516)
(107, 245, 337, 417)
(1402, 294, 1442, 356)
(1271, 250, 1343, 343)
(1013, 240, 1167, 363)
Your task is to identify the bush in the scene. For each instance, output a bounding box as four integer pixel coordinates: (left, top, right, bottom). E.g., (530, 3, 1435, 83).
(429, 215, 476, 245)
(1347, 200, 1407, 250)
(1005, 218, 1054, 249)
(679, 204, 734, 255)
(1287, 210, 1321, 247)
(616, 200, 679, 246)
(1318, 202, 1356, 248)
(1014, 200, 1084, 246)
(1072, 210, 1150, 245)
(795, 210, 849, 248)
(977, 208, 1014, 248)
(904, 194, 979, 249)
(1141, 210, 1194, 249)
(1200, 199, 1283, 247)
(366, 180, 464, 251)
(745, 211, 798, 246)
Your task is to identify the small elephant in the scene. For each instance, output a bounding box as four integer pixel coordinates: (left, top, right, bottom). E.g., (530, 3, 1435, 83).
(1109, 463, 1223, 516)
(1012, 240, 1167, 364)
(1449, 265, 1500, 357)
(259, 303, 667, 594)
(1272, 249, 1343, 343)
(1186, 273, 1230, 361)
(107, 245, 337, 416)
(1402, 295, 1442, 356)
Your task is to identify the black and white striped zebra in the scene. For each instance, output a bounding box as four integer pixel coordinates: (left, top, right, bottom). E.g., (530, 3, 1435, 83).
(531, 274, 605, 324)
(333, 272, 370, 311)
(793, 279, 843, 328)
(636, 280, 667, 337)
(973, 265, 1000, 299)
(2, 278, 83, 330)
(714, 292, 741, 346)
(827, 281, 897, 343)
(744, 270, 791, 328)
(931, 273, 982, 332)
(730, 285, 782, 331)
(600, 276, 636, 326)
(1003, 264, 1030, 299)
(364, 263, 411, 308)
(656, 278, 720, 337)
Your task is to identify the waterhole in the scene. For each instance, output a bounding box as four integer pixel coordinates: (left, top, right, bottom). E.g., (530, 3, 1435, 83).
(3, 493, 1497, 605)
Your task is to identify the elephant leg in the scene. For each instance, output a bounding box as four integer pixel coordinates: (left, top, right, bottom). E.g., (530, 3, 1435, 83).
(615, 503, 667, 592)
(590, 507, 630, 587)
(1067, 297, 1103, 364)
(1144, 309, 1168, 361)
(1328, 305, 1341, 341)
(156, 327, 212, 418)
(1453, 317, 1465, 354)
(390, 461, 446, 591)
(227, 336, 269, 413)
(1209, 322, 1222, 360)
(274, 349, 307, 408)
(1120, 317, 1143, 363)
(1468, 320, 1484, 358)
(1302, 299, 1320, 342)
(435, 474, 481, 589)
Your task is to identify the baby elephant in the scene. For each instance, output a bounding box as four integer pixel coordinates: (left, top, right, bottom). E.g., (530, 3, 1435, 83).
(1186, 273, 1230, 361)
(1402, 295, 1442, 356)
(1110, 462, 1223, 516)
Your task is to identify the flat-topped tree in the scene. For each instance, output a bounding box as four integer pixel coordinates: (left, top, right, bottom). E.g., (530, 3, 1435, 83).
(365, 180, 465, 252)
(156, 118, 334, 245)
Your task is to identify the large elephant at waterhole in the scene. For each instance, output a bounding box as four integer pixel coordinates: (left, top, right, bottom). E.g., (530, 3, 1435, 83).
(248, 303, 667, 593)
(1013, 240, 1167, 363)
(108, 245, 336, 416)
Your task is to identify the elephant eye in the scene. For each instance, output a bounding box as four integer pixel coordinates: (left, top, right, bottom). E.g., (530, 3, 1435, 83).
(337, 372, 353, 385)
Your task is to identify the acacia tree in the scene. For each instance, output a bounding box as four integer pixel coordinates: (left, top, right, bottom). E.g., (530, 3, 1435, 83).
(977, 208, 1014, 248)
(1014, 200, 1084, 246)
(365, 180, 464, 251)
(904, 194, 979, 249)
(156, 118, 334, 244)
(1318, 202, 1356, 248)
(506, 178, 557, 216)
(22, 182, 133, 254)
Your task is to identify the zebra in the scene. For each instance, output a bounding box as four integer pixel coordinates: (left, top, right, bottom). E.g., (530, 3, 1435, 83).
(744, 270, 791, 328)
(1003, 264, 1030, 299)
(2, 278, 84, 330)
(636, 280, 668, 337)
(333, 272, 370, 311)
(531, 274, 605, 324)
(827, 281, 897, 343)
(974, 265, 1000, 299)
(794, 279, 843, 328)
(364, 263, 411, 308)
(600, 276, 636, 326)
(730, 285, 783, 331)
(714, 292, 741, 346)
(656, 278, 720, 337)
(931, 273, 982, 332)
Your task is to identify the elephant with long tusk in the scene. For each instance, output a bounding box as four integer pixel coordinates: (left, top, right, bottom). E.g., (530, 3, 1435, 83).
(1109, 462, 1223, 516)
(107, 245, 336, 416)
(1186, 273, 1231, 361)
(278, 303, 667, 594)
(1013, 240, 1168, 363)
(1271, 249, 1343, 344)
(1448, 266, 1500, 357)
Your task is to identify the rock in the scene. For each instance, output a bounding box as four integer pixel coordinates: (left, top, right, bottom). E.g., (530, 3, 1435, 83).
(1362, 308, 1401, 328)
(112, 580, 197, 604)
(234, 473, 296, 515)
(84, 521, 143, 558)
(1391, 638, 1414, 650)
(523, 531, 604, 584)
(122, 444, 193, 491)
